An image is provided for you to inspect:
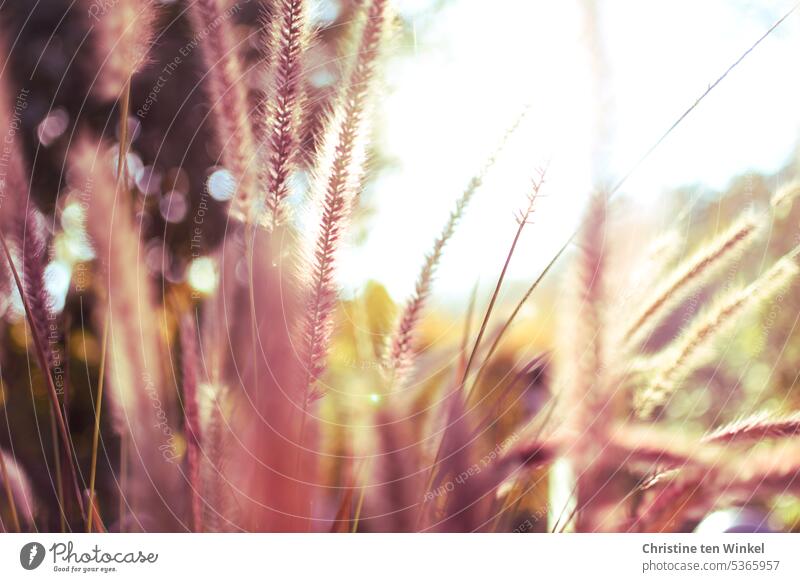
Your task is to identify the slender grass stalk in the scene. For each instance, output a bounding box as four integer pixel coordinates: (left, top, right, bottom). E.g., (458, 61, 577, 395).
(86, 311, 109, 533)
(116, 80, 131, 179)
(15, 204, 70, 530)
(457, 281, 480, 381)
(110, 85, 130, 532)
(48, 409, 65, 532)
(608, 1, 800, 197)
(461, 170, 547, 397)
(330, 459, 366, 533)
(85, 490, 107, 532)
(87, 79, 130, 533)
(58, 326, 69, 533)
(350, 459, 369, 533)
(0, 231, 86, 523)
(385, 111, 529, 386)
(415, 385, 471, 530)
(73, 134, 180, 530)
(477, 5, 800, 363)
(470, 237, 569, 391)
(244, 222, 261, 490)
(632, 475, 703, 532)
(473, 353, 548, 434)
(550, 478, 580, 533)
(179, 314, 203, 532)
(13, 179, 68, 531)
(118, 434, 127, 532)
(351, 486, 366, 533)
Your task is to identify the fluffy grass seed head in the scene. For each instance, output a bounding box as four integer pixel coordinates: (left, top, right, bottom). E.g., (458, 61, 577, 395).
(635, 255, 799, 419)
(88, 0, 158, 100)
(624, 212, 763, 348)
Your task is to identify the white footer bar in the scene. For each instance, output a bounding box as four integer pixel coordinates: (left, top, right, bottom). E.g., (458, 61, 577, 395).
(0, 533, 797, 581)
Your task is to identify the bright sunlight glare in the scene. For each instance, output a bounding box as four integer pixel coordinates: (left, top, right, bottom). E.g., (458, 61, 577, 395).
(338, 0, 800, 305)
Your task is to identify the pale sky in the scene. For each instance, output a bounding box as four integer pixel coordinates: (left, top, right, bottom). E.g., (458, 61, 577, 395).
(335, 0, 800, 305)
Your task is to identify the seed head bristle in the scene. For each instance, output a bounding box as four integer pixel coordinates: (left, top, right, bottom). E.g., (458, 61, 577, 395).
(704, 410, 800, 443)
(299, 0, 390, 401)
(70, 138, 139, 434)
(14, 207, 57, 373)
(632, 473, 706, 532)
(385, 187, 475, 384)
(386, 157, 541, 386)
(187, 0, 259, 221)
(89, 0, 158, 100)
(0, 36, 30, 247)
(624, 212, 762, 347)
(562, 191, 609, 434)
(262, 0, 309, 230)
(636, 256, 799, 418)
(71, 136, 184, 528)
(385, 110, 531, 386)
(771, 180, 800, 209)
(0, 449, 35, 531)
